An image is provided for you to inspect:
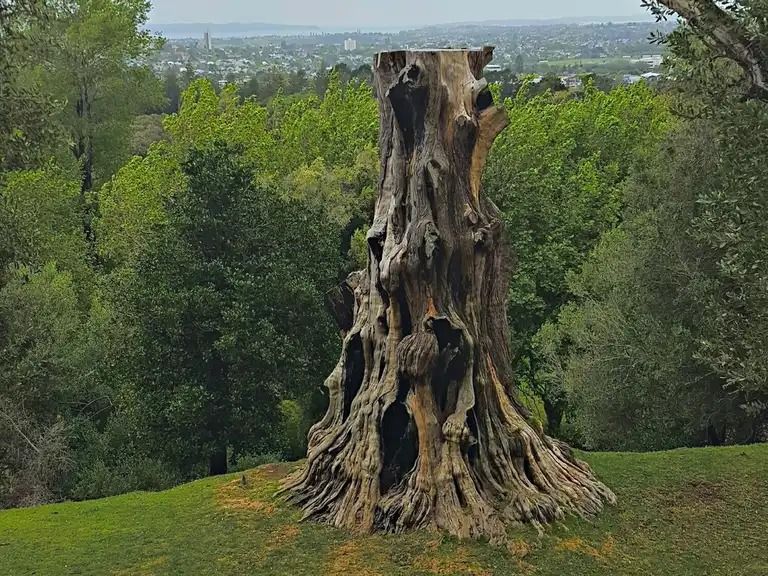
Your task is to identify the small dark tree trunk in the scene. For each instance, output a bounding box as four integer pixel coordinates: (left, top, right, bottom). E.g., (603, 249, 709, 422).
(209, 447, 228, 476)
(74, 85, 97, 251)
(282, 48, 614, 543)
(543, 397, 565, 437)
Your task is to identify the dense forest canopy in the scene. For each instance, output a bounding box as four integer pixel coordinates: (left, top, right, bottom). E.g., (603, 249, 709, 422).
(1, 0, 766, 509)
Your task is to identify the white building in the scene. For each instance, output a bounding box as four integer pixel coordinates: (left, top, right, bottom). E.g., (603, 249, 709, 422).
(635, 54, 663, 68)
(641, 72, 663, 83)
(560, 75, 583, 89)
(201, 31, 212, 51)
(344, 38, 357, 51)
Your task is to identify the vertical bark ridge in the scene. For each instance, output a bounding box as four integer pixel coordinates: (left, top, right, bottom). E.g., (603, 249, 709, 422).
(281, 47, 615, 543)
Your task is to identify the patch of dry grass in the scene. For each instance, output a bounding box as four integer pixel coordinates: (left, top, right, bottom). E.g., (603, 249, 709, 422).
(413, 539, 493, 576)
(555, 535, 615, 561)
(325, 539, 386, 576)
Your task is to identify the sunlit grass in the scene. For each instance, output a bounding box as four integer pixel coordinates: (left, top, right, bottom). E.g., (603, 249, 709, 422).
(1, 445, 766, 575)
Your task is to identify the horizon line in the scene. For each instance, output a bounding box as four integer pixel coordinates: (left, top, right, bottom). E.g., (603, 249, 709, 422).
(147, 14, 654, 28)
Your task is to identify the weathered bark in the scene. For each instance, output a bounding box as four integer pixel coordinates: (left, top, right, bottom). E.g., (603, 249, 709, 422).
(325, 272, 362, 333)
(282, 48, 615, 542)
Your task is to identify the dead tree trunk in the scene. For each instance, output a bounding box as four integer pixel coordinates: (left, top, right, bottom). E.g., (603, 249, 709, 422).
(282, 48, 615, 542)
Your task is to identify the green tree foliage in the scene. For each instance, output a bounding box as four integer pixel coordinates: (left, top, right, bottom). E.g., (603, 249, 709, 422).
(98, 80, 275, 270)
(0, 263, 82, 507)
(0, 166, 104, 507)
(97, 142, 185, 267)
(485, 69, 522, 100)
(2, 8, 381, 507)
(124, 142, 340, 476)
(239, 68, 310, 104)
(284, 150, 378, 268)
(646, 0, 768, 102)
(269, 73, 378, 266)
(537, 3, 768, 449)
(539, 112, 767, 450)
(100, 77, 378, 270)
(484, 82, 672, 432)
(269, 71, 378, 172)
(0, 0, 61, 169)
(525, 73, 568, 97)
(43, 0, 163, 194)
(163, 81, 275, 166)
(160, 69, 182, 113)
(687, 104, 768, 429)
(0, 168, 90, 290)
(284, 152, 377, 229)
(129, 114, 167, 157)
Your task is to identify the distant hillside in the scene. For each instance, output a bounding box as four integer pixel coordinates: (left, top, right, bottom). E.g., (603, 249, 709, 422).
(1, 444, 766, 575)
(147, 22, 322, 38)
(449, 14, 655, 26)
(148, 15, 658, 39)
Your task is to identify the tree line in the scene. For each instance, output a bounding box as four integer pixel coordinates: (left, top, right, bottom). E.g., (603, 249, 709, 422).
(1, 0, 766, 508)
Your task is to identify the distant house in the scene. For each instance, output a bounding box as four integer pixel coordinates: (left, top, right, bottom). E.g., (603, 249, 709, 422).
(485, 64, 502, 73)
(560, 75, 582, 89)
(641, 72, 662, 83)
(344, 38, 357, 51)
(622, 74, 642, 85)
(637, 54, 663, 68)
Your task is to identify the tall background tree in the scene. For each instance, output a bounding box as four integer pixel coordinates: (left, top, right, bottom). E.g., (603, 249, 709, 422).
(43, 0, 163, 245)
(484, 81, 671, 434)
(530, 0, 768, 450)
(126, 142, 340, 476)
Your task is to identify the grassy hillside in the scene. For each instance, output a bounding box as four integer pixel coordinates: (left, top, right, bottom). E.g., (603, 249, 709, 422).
(1, 444, 766, 576)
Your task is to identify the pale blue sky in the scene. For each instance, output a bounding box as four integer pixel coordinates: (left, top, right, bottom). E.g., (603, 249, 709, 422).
(149, 0, 649, 27)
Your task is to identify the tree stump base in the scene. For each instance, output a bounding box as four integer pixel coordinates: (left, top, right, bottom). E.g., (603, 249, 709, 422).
(281, 48, 615, 543)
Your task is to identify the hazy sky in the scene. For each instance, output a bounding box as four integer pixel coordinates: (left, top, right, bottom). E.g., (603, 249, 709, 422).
(149, 0, 649, 27)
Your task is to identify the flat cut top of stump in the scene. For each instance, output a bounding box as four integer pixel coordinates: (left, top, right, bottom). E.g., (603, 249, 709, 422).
(374, 47, 496, 78)
(374, 46, 495, 55)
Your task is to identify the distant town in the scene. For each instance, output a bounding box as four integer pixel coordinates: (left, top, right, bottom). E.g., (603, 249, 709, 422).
(147, 20, 676, 90)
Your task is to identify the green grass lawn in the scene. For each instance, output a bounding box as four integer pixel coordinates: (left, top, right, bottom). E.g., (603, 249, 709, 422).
(2, 444, 767, 576)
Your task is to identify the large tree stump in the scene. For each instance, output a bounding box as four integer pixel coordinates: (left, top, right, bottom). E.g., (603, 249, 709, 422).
(282, 48, 615, 542)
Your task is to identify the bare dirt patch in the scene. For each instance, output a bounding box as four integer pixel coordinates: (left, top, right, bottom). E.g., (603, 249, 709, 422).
(267, 523, 300, 548)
